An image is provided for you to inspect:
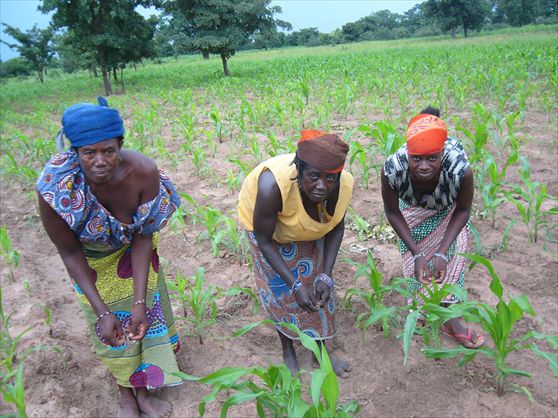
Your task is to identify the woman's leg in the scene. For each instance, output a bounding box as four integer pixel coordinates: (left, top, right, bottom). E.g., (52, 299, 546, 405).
(278, 330, 299, 376)
(118, 385, 139, 418)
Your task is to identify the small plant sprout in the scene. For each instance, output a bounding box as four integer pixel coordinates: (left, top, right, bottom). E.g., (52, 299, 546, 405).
(423, 254, 558, 397)
(0, 226, 20, 282)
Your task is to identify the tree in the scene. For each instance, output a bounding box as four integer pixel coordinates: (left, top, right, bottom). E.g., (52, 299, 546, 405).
(41, 0, 157, 95)
(491, 0, 541, 26)
(0, 24, 55, 83)
(424, 0, 489, 37)
(164, 0, 291, 76)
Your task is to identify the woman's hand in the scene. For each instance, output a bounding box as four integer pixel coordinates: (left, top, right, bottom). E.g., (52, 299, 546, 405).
(432, 256, 447, 284)
(415, 256, 431, 284)
(127, 304, 149, 341)
(294, 286, 317, 313)
(314, 280, 332, 308)
(97, 314, 125, 347)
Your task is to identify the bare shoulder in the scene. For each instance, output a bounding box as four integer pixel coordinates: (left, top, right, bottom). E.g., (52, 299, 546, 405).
(121, 150, 158, 179)
(256, 169, 282, 212)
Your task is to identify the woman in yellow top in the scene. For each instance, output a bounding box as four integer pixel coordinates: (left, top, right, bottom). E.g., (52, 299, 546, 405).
(238, 130, 353, 377)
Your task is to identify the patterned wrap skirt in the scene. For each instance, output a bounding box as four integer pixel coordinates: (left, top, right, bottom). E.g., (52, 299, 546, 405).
(247, 231, 335, 340)
(399, 201, 469, 306)
(72, 237, 182, 389)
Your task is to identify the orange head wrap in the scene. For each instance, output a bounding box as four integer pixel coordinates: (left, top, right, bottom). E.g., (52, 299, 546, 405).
(297, 129, 349, 173)
(406, 114, 447, 155)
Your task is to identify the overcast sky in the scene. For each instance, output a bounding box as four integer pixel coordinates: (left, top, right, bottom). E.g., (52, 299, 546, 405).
(0, 0, 422, 61)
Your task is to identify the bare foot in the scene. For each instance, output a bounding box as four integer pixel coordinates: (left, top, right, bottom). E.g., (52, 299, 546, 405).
(312, 352, 351, 378)
(118, 386, 140, 418)
(442, 318, 484, 349)
(330, 353, 351, 378)
(135, 388, 172, 418)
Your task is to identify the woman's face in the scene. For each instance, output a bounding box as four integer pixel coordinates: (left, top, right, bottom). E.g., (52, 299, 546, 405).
(300, 164, 338, 203)
(407, 152, 443, 182)
(77, 138, 121, 184)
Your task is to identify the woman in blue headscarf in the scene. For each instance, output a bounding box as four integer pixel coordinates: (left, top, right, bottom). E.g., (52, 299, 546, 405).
(37, 97, 181, 418)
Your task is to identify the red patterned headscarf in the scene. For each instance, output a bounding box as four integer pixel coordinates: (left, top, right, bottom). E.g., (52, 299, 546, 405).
(406, 114, 447, 155)
(297, 129, 349, 174)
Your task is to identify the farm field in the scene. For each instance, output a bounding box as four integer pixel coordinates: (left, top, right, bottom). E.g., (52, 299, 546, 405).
(1, 28, 557, 417)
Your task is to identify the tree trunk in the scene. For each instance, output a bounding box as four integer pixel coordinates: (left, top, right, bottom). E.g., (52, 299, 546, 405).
(451, 27, 456, 38)
(220, 54, 230, 77)
(202, 50, 209, 59)
(93, 66, 98, 77)
(120, 66, 125, 94)
(101, 66, 113, 96)
(463, 26, 468, 38)
(113, 67, 118, 82)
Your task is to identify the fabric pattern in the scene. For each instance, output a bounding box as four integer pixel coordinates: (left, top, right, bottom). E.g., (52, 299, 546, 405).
(399, 200, 469, 306)
(73, 241, 182, 389)
(247, 231, 335, 340)
(384, 138, 469, 210)
(36, 150, 181, 251)
(37, 151, 182, 389)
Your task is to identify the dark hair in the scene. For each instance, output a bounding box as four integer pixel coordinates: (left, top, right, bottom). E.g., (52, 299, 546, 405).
(420, 106, 440, 117)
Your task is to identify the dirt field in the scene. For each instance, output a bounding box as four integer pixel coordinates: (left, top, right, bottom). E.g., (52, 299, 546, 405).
(1, 104, 556, 417)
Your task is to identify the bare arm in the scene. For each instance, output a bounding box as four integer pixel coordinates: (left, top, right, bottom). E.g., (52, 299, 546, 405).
(128, 160, 160, 339)
(253, 170, 316, 312)
(432, 167, 474, 281)
(38, 193, 124, 345)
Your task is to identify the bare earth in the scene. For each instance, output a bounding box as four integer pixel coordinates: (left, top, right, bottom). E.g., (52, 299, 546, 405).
(1, 109, 557, 417)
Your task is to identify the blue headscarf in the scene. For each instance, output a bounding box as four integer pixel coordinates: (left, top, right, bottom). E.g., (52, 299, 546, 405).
(57, 97, 124, 150)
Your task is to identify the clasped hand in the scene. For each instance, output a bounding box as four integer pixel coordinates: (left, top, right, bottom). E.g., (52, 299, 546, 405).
(294, 280, 331, 313)
(415, 256, 448, 284)
(97, 305, 149, 347)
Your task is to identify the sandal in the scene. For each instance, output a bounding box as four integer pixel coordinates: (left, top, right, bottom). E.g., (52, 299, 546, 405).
(442, 326, 484, 349)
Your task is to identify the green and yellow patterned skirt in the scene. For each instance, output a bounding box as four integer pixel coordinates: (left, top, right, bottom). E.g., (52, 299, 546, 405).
(72, 239, 182, 389)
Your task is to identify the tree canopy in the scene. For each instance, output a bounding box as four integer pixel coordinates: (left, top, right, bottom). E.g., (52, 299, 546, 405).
(41, 0, 157, 94)
(423, 0, 490, 37)
(163, 0, 291, 75)
(1, 24, 55, 83)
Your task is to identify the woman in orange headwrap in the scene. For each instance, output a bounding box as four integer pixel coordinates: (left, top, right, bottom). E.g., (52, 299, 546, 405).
(381, 107, 483, 348)
(238, 130, 353, 377)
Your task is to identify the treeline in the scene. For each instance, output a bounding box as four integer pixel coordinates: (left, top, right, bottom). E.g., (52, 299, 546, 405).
(1, 0, 556, 92)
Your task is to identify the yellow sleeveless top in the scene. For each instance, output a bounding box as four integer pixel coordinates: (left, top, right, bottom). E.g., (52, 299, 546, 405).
(237, 153, 353, 243)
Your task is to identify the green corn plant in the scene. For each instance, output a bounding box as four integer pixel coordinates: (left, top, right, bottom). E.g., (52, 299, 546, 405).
(423, 254, 558, 397)
(400, 280, 469, 363)
(168, 268, 218, 344)
(209, 106, 224, 143)
(508, 157, 558, 243)
(342, 252, 403, 337)
(360, 121, 405, 160)
(226, 169, 244, 194)
(477, 153, 517, 227)
(1, 286, 62, 417)
(347, 140, 374, 190)
(0, 226, 20, 282)
(174, 320, 359, 418)
(345, 207, 372, 241)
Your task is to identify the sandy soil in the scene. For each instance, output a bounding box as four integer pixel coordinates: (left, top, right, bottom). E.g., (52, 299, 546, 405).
(1, 108, 557, 418)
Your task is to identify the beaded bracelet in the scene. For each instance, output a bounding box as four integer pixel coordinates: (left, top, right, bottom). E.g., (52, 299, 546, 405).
(411, 252, 425, 263)
(291, 278, 304, 294)
(96, 311, 113, 322)
(433, 252, 449, 263)
(313, 273, 335, 291)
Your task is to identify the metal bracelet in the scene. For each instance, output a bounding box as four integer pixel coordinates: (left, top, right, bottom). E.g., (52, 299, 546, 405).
(411, 252, 425, 263)
(291, 278, 304, 294)
(433, 252, 449, 263)
(313, 273, 334, 291)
